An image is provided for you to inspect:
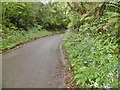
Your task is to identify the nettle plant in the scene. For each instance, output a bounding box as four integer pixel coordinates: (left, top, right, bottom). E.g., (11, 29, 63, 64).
(64, 22, 118, 88)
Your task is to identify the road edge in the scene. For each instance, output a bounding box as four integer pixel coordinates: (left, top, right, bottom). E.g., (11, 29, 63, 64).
(61, 39, 79, 88)
(2, 32, 64, 54)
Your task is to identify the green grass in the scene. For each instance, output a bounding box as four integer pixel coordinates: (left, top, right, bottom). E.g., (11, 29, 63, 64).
(1, 27, 63, 52)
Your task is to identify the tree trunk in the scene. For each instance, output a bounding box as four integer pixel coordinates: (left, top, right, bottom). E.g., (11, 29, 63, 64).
(95, 2, 106, 19)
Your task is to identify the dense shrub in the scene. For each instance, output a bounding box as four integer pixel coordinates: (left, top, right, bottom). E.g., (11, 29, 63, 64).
(64, 9, 119, 88)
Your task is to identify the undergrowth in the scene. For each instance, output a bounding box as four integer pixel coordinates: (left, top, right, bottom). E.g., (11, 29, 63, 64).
(64, 11, 119, 88)
(1, 25, 63, 52)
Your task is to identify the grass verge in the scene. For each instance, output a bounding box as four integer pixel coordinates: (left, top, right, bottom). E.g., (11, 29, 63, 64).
(1, 27, 64, 53)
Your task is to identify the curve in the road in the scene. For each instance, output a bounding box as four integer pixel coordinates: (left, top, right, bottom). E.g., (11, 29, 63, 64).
(2, 34, 66, 88)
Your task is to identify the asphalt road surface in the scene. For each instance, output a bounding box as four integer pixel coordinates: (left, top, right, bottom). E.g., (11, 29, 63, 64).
(2, 34, 66, 88)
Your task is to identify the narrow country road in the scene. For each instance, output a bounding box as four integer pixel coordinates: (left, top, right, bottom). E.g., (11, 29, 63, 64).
(2, 34, 66, 88)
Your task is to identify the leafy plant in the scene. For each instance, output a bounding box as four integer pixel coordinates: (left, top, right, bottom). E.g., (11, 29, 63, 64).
(64, 2, 119, 87)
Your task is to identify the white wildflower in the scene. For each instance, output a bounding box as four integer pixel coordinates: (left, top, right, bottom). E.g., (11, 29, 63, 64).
(94, 82, 99, 87)
(108, 34, 110, 36)
(104, 83, 110, 89)
(108, 72, 114, 76)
